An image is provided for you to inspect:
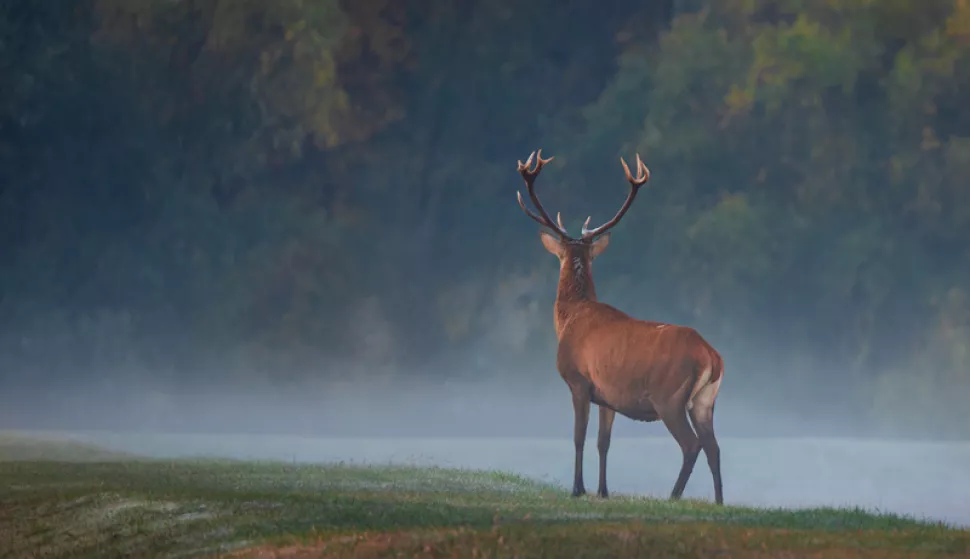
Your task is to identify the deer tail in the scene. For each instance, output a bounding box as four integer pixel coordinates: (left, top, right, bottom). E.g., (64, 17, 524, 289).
(686, 348, 723, 411)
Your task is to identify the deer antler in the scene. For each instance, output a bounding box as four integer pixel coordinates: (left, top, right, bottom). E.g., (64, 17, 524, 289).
(516, 149, 575, 239)
(580, 153, 650, 239)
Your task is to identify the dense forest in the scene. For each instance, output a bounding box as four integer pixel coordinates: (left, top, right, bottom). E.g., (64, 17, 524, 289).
(1, 0, 969, 437)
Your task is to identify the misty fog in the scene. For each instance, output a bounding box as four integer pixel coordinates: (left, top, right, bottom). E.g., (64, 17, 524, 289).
(4, 278, 969, 529)
(5, 346, 970, 528)
(0, 361, 887, 439)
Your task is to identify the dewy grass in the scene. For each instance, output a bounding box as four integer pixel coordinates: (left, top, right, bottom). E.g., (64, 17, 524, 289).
(1, 436, 967, 558)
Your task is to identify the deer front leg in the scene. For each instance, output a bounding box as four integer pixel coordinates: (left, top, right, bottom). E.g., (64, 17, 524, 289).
(597, 405, 616, 498)
(570, 388, 591, 497)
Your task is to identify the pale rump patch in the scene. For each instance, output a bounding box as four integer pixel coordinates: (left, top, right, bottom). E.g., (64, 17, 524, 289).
(685, 364, 713, 411)
(688, 376, 722, 421)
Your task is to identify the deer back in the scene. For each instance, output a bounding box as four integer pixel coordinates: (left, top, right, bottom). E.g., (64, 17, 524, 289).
(558, 301, 722, 402)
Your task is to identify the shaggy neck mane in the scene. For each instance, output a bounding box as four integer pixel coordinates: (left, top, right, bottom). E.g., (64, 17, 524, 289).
(557, 256, 597, 303)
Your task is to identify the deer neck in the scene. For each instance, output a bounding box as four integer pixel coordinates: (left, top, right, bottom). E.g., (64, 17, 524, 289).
(557, 254, 598, 302)
(553, 256, 596, 335)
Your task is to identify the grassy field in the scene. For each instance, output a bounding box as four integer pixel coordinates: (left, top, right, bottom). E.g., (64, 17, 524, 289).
(2, 434, 968, 558)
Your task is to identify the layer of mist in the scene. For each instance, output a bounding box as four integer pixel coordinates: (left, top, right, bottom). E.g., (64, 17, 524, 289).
(3, 370, 876, 439)
(5, 345, 966, 529)
(6, 367, 970, 529)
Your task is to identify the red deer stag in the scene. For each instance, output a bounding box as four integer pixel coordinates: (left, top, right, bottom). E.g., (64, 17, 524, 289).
(515, 149, 724, 505)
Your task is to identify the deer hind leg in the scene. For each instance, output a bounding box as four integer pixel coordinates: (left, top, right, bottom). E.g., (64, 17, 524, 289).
(569, 387, 591, 497)
(659, 404, 701, 502)
(596, 405, 616, 498)
(688, 378, 723, 505)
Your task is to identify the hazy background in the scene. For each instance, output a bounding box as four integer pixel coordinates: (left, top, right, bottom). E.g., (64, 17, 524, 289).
(2, 0, 970, 525)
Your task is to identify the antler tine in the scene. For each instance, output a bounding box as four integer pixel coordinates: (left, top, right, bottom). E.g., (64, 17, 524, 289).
(517, 191, 551, 229)
(515, 148, 573, 239)
(556, 212, 568, 234)
(619, 153, 650, 186)
(581, 153, 651, 239)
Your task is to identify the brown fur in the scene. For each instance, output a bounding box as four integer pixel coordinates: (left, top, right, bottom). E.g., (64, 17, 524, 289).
(518, 151, 725, 505)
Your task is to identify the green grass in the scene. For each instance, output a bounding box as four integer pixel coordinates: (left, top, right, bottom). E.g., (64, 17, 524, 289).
(0, 433, 139, 462)
(1, 434, 967, 558)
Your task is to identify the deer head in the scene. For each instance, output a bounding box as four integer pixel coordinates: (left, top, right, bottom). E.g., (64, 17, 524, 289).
(515, 149, 650, 274)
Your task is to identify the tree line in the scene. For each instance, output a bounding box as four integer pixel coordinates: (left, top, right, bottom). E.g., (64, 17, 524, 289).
(1, 0, 968, 437)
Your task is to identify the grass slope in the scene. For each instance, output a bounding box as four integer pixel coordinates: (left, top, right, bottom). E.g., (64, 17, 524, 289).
(0, 432, 138, 462)
(1, 434, 967, 558)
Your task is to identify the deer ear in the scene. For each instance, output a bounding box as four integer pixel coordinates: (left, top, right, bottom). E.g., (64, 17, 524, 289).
(539, 230, 564, 256)
(590, 233, 611, 259)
